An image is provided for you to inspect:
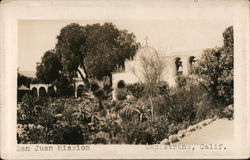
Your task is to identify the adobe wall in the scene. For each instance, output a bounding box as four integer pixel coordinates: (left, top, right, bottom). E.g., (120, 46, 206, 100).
(112, 49, 203, 100)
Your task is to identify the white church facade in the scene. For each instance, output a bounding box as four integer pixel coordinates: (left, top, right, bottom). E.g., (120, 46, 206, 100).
(112, 45, 203, 98)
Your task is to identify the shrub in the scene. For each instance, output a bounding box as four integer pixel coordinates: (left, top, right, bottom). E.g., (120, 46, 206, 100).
(157, 81, 170, 95)
(127, 81, 170, 99)
(127, 82, 146, 99)
(153, 75, 218, 124)
(120, 117, 169, 144)
(17, 76, 229, 144)
(115, 88, 128, 100)
(17, 124, 46, 144)
(18, 94, 49, 124)
(221, 104, 234, 120)
(192, 26, 233, 106)
(118, 99, 150, 124)
(17, 96, 99, 144)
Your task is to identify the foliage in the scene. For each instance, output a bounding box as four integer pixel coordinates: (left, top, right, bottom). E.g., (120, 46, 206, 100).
(127, 82, 146, 99)
(53, 74, 72, 97)
(18, 95, 98, 144)
(55, 23, 139, 86)
(127, 81, 170, 99)
(153, 75, 215, 124)
(18, 96, 165, 144)
(36, 22, 139, 97)
(193, 26, 233, 106)
(17, 73, 32, 88)
(156, 81, 170, 95)
(17, 79, 229, 145)
(55, 23, 87, 82)
(83, 24, 139, 80)
(35, 50, 73, 97)
(221, 104, 234, 120)
(130, 50, 167, 120)
(17, 124, 46, 144)
(119, 99, 151, 124)
(18, 95, 48, 124)
(89, 76, 113, 109)
(175, 74, 188, 88)
(115, 88, 128, 100)
(36, 50, 62, 84)
(138, 49, 166, 98)
(30, 77, 41, 84)
(18, 26, 234, 145)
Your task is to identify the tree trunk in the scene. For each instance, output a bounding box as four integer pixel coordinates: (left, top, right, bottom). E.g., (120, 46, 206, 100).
(77, 69, 89, 87)
(82, 64, 89, 79)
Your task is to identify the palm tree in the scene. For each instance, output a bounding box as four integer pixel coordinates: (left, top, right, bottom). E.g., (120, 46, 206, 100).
(89, 76, 113, 113)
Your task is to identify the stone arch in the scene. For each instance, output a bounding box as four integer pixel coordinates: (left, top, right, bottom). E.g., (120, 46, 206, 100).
(174, 57, 183, 76)
(39, 87, 46, 97)
(31, 87, 38, 97)
(117, 80, 126, 89)
(77, 85, 84, 97)
(188, 56, 196, 73)
(48, 86, 56, 97)
(115, 80, 128, 100)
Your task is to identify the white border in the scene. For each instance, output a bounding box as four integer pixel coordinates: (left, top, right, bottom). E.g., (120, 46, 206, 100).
(0, 0, 249, 159)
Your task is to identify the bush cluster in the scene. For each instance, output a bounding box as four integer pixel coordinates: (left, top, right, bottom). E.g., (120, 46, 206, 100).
(17, 75, 232, 144)
(126, 82, 146, 99)
(126, 81, 169, 99)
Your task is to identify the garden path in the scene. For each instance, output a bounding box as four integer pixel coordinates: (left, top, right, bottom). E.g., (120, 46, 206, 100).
(176, 118, 234, 145)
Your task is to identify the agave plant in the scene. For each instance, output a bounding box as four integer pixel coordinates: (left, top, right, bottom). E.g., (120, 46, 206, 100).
(132, 103, 151, 125)
(120, 100, 150, 125)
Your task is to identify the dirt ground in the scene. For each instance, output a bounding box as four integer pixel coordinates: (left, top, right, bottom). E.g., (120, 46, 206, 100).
(176, 118, 234, 145)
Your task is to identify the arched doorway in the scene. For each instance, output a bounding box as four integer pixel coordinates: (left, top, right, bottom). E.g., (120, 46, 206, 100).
(175, 57, 183, 75)
(39, 87, 46, 97)
(188, 56, 196, 73)
(48, 86, 56, 97)
(31, 87, 38, 97)
(77, 85, 84, 97)
(117, 80, 126, 89)
(115, 80, 127, 100)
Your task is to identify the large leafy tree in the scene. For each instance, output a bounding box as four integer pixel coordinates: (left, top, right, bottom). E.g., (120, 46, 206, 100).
(55, 23, 139, 87)
(55, 23, 87, 83)
(36, 22, 139, 98)
(84, 24, 138, 80)
(17, 73, 32, 87)
(193, 26, 233, 106)
(36, 50, 62, 84)
(36, 50, 72, 96)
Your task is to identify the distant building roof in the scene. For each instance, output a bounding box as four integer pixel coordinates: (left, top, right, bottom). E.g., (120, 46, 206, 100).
(19, 71, 36, 78)
(18, 85, 30, 90)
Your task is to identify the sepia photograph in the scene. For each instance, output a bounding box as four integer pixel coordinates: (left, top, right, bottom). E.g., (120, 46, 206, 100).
(1, 0, 249, 159)
(17, 19, 234, 145)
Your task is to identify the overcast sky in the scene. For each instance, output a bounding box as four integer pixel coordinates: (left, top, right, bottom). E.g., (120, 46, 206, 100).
(18, 19, 232, 71)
